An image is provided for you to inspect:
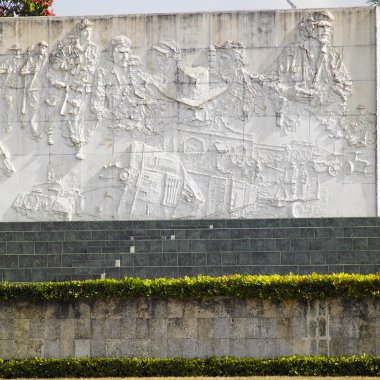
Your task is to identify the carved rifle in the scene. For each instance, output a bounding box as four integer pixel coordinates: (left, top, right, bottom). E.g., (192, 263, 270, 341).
(60, 84, 69, 116)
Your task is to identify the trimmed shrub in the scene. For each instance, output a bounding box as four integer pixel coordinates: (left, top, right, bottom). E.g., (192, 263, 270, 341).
(0, 356, 380, 378)
(0, 273, 380, 302)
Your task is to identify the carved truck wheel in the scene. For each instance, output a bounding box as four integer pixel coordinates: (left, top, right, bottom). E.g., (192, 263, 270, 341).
(328, 162, 342, 176)
(289, 202, 304, 218)
(363, 165, 375, 178)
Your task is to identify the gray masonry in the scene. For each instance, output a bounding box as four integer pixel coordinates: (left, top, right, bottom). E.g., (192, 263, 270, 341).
(0, 297, 379, 359)
(0, 218, 379, 282)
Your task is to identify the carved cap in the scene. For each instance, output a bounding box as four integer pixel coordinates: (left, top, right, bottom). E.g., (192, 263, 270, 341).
(38, 41, 48, 48)
(112, 35, 131, 48)
(152, 38, 180, 59)
(216, 40, 246, 50)
(9, 44, 21, 51)
(78, 18, 93, 31)
(309, 10, 334, 25)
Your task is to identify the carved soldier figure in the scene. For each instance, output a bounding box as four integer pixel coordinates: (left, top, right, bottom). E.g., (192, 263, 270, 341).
(153, 38, 181, 85)
(92, 35, 153, 134)
(144, 38, 183, 128)
(269, 10, 352, 134)
(20, 41, 49, 140)
(150, 38, 184, 107)
(0, 44, 26, 133)
(66, 19, 99, 159)
(49, 19, 100, 159)
(204, 41, 265, 130)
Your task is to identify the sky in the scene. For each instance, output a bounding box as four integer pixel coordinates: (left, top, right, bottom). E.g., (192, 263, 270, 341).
(53, 0, 369, 17)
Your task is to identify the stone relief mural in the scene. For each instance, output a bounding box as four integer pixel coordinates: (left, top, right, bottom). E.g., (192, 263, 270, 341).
(0, 9, 375, 220)
(267, 11, 352, 135)
(13, 164, 83, 221)
(0, 141, 15, 177)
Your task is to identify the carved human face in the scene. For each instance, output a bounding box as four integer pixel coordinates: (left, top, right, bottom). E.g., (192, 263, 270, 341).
(113, 45, 131, 68)
(80, 27, 92, 43)
(313, 21, 332, 45)
(38, 45, 48, 56)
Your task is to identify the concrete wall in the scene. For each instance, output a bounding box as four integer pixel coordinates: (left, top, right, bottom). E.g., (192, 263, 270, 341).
(0, 7, 375, 222)
(0, 218, 380, 282)
(0, 297, 378, 359)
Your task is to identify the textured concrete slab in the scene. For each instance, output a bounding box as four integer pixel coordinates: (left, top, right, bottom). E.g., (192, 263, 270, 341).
(0, 7, 374, 221)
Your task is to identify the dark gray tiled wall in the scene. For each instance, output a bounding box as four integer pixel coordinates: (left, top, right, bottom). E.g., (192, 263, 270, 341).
(0, 218, 379, 282)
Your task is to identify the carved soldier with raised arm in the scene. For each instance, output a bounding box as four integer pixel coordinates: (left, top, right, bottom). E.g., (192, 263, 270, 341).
(269, 10, 352, 134)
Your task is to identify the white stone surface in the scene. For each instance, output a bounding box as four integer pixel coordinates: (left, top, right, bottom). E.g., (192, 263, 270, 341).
(0, 7, 375, 221)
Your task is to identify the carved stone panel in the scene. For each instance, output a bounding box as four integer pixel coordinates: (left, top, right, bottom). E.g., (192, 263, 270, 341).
(0, 7, 376, 221)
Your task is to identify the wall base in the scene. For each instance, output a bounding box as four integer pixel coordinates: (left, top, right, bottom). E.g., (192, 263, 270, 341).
(0, 218, 378, 282)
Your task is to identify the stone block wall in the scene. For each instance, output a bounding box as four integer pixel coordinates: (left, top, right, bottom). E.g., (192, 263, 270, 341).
(0, 217, 379, 282)
(0, 297, 378, 359)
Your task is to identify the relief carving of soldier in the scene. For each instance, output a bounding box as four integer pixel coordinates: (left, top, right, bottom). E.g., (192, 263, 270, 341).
(92, 36, 155, 134)
(49, 18, 99, 159)
(269, 10, 352, 134)
(148, 38, 188, 124)
(204, 41, 265, 131)
(0, 44, 26, 133)
(20, 41, 49, 140)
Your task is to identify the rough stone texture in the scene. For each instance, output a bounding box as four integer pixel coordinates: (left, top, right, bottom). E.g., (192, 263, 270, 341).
(0, 218, 379, 281)
(0, 7, 375, 222)
(1, 297, 380, 359)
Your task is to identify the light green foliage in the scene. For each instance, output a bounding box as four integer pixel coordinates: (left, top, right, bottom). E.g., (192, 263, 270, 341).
(0, 273, 380, 301)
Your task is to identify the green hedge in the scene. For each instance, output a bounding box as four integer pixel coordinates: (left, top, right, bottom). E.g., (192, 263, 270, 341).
(1, 273, 380, 302)
(0, 356, 380, 377)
